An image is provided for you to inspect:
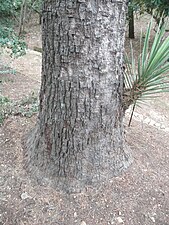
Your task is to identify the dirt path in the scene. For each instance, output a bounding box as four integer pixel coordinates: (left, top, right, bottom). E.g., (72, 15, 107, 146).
(0, 50, 41, 101)
(0, 15, 169, 225)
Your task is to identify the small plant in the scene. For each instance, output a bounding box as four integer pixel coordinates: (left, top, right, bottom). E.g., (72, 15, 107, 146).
(0, 95, 10, 124)
(0, 25, 27, 57)
(123, 20, 169, 125)
(0, 95, 10, 104)
(0, 93, 39, 125)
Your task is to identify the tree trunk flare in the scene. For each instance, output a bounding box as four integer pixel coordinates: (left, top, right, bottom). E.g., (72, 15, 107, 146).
(24, 0, 132, 193)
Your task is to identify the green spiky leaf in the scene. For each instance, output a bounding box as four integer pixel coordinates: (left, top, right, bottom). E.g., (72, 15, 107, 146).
(123, 20, 169, 112)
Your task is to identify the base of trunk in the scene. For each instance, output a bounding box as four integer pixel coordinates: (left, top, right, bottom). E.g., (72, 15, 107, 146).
(23, 126, 132, 193)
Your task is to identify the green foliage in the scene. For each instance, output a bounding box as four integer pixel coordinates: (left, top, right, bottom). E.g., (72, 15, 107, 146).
(0, 0, 22, 17)
(123, 20, 169, 111)
(0, 25, 27, 57)
(0, 66, 15, 77)
(128, 0, 140, 17)
(0, 0, 27, 57)
(0, 93, 38, 125)
(0, 95, 10, 105)
(132, 0, 169, 24)
(0, 95, 10, 124)
(28, 0, 42, 14)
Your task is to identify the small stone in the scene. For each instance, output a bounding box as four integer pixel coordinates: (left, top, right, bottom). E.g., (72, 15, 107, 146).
(21, 192, 31, 200)
(160, 124, 165, 129)
(116, 217, 123, 223)
(150, 216, 155, 223)
(80, 221, 87, 225)
(111, 220, 115, 225)
(165, 128, 169, 132)
(154, 123, 160, 128)
(144, 117, 151, 124)
(149, 120, 156, 126)
(74, 212, 77, 218)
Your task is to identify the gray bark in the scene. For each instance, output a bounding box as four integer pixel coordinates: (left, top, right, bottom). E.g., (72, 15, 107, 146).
(24, 0, 132, 193)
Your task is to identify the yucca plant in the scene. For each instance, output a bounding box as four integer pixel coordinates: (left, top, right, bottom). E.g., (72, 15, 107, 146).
(123, 20, 169, 125)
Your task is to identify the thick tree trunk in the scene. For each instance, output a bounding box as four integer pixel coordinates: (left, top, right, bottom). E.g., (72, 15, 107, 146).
(24, 0, 131, 192)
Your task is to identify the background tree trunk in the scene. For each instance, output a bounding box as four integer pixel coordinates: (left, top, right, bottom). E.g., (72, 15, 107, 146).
(128, 4, 135, 39)
(24, 0, 131, 193)
(18, 0, 27, 36)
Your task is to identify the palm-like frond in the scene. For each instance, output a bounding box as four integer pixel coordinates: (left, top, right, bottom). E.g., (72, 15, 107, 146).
(123, 20, 169, 112)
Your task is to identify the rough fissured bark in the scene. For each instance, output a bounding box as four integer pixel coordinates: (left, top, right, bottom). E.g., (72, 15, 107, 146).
(24, 0, 131, 192)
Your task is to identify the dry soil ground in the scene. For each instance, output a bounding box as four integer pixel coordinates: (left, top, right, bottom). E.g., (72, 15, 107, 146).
(0, 15, 169, 225)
